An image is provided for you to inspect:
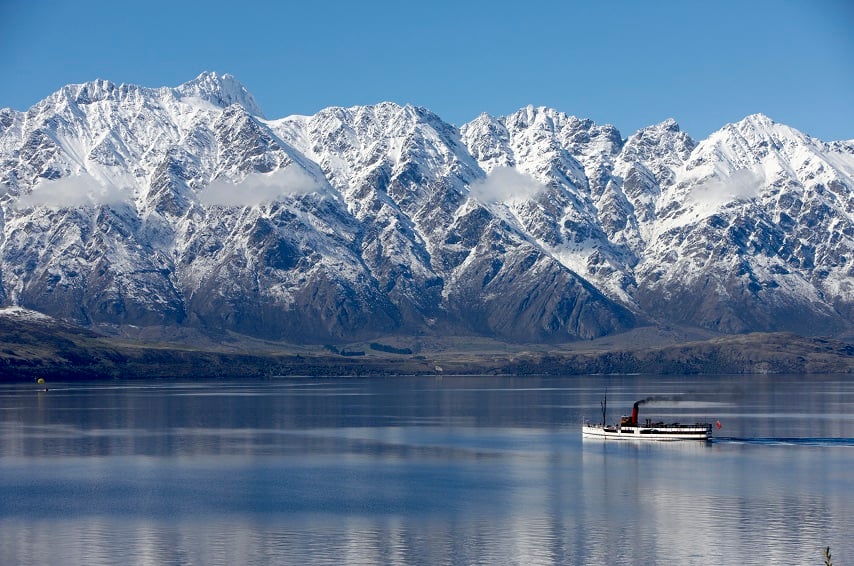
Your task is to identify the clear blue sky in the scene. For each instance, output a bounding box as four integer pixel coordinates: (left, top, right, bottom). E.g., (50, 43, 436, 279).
(2, 0, 852, 141)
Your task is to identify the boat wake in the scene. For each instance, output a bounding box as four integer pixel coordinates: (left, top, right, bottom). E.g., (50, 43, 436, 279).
(715, 437, 854, 447)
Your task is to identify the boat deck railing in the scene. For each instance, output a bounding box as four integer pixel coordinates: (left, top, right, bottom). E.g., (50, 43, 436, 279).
(584, 421, 712, 430)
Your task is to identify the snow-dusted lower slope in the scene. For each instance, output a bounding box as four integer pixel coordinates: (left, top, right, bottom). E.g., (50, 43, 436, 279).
(0, 74, 850, 342)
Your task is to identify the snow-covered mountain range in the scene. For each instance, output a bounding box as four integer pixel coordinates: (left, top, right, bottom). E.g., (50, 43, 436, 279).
(1, 72, 851, 342)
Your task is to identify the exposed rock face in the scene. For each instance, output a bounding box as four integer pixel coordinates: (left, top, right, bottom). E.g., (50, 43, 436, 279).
(0, 74, 851, 342)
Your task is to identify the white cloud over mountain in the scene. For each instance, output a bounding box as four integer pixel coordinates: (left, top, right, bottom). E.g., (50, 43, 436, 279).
(469, 166, 546, 203)
(15, 173, 130, 209)
(199, 167, 323, 206)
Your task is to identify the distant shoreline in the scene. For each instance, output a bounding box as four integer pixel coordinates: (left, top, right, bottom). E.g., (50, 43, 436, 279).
(1, 317, 851, 381)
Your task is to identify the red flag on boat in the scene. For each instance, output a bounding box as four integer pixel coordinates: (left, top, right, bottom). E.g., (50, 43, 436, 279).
(716, 421, 722, 429)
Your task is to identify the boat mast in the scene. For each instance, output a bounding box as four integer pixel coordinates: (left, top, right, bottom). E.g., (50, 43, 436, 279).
(601, 395, 607, 425)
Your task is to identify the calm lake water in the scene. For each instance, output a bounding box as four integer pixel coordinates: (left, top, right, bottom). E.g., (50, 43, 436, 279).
(1, 374, 852, 565)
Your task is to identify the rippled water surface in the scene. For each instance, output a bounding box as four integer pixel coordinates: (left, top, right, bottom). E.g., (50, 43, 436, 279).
(1, 374, 852, 565)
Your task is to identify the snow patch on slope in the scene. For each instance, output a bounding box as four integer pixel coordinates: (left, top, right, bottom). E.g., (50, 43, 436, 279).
(0, 306, 54, 321)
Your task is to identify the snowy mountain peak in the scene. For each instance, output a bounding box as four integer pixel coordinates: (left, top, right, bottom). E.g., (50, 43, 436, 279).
(718, 113, 809, 145)
(506, 105, 581, 132)
(684, 113, 825, 177)
(652, 117, 681, 133)
(0, 74, 851, 342)
(175, 71, 264, 117)
(620, 118, 696, 168)
(740, 112, 775, 125)
(26, 78, 128, 113)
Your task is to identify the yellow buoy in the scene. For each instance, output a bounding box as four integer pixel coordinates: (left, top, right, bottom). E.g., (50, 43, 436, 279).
(36, 378, 45, 385)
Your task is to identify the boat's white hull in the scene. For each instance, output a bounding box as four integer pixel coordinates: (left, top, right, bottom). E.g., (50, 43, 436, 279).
(582, 424, 712, 441)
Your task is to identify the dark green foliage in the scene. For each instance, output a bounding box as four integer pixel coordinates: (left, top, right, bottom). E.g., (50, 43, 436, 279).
(370, 343, 413, 355)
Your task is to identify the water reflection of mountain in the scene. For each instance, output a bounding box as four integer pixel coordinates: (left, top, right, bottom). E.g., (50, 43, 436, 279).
(0, 377, 581, 458)
(581, 435, 849, 564)
(1, 375, 852, 564)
